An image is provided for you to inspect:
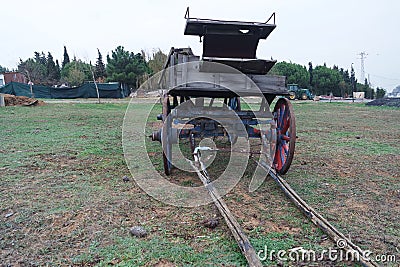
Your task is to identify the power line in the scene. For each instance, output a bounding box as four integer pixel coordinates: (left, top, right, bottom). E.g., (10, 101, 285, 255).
(358, 51, 368, 82)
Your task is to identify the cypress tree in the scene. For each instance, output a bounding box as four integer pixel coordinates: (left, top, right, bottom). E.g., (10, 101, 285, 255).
(308, 62, 313, 87)
(46, 52, 58, 84)
(62, 46, 70, 68)
(95, 48, 106, 80)
(55, 60, 61, 81)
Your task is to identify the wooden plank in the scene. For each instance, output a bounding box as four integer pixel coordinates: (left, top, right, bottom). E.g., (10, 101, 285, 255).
(190, 160, 262, 267)
(201, 58, 276, 75)
(169, 63, 287, 96)
(169, 86, 287, 97)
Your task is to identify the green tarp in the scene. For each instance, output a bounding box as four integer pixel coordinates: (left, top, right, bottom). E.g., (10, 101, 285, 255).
(0, 82, 128, 98)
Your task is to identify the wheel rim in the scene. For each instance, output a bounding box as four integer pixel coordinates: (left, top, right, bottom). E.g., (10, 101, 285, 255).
(162, 95, 172, 175)
(273, 98, 296, 174)
(289, 94, 296, 100)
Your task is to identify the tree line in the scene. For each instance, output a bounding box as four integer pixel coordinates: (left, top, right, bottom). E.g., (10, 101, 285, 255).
(270, 61, 386, 99)
(15, 46, 167, 90)
(3, 48, 387, 98)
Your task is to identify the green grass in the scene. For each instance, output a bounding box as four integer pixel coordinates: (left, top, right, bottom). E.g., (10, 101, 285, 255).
(0, 100, 399, 266)
(73, 235, 248, 266)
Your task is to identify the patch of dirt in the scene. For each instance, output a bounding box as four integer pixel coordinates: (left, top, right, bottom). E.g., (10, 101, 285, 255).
(3, 94, 45, 106)
(151, 259, 176, 267)
(302, 152, 400, 255)
(222, 177, 303, 236)
(149, 121, 163, 128)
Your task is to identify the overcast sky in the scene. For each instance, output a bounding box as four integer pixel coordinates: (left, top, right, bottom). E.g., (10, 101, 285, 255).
(1, 0, 399, 92)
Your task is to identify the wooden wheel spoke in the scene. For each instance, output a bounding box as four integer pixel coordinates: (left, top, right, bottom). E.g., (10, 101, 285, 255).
(282, 143, 289, 154)
(281, 110, 291, 133)
(162, 95, 172, 175)
(279, 146, 285, 166)
(278, 106, 285, 128)
(274, 145, 283, 170)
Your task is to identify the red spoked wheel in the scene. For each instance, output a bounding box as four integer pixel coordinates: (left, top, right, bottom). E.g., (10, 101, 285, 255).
(273, 98, 296, 174)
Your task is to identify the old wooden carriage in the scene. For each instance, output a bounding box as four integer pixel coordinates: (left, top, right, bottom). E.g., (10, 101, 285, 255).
(151, 10, 296, 176)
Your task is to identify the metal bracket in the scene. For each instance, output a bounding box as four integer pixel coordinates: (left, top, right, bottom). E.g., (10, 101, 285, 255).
(184, 6, 190, 19)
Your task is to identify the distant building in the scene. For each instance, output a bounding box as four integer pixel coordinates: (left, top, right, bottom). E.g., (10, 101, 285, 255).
(353, 92, 365, 99)
(0, 74, 4, 87)
(0, 72, 27, 86)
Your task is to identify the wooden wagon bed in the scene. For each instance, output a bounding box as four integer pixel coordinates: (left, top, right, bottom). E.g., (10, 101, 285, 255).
(160, 16, 288, 99)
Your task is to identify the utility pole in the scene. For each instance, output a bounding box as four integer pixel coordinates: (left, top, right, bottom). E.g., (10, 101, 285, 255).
(358, 51, 368, 83)
(351, 63, 355, 102)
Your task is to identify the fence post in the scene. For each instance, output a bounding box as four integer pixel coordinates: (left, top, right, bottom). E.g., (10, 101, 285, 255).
(0, 94, 5, 107)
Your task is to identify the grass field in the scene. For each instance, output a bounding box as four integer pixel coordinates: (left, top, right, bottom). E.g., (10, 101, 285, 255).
(0, 100, 399, 266)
